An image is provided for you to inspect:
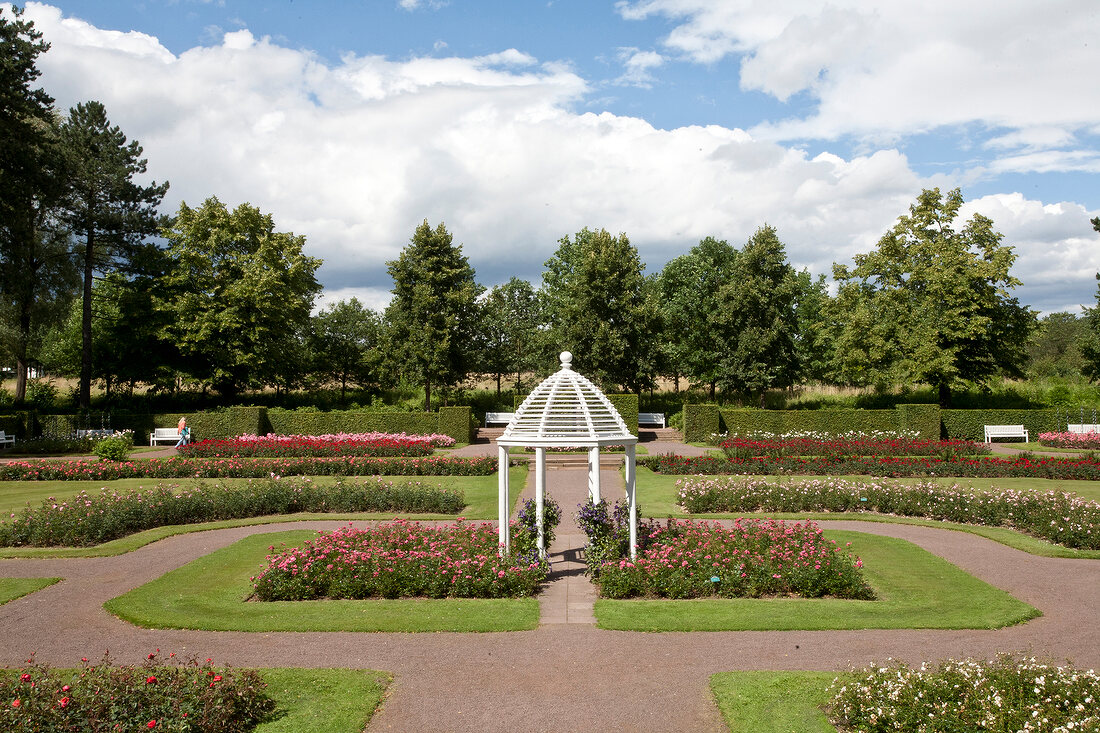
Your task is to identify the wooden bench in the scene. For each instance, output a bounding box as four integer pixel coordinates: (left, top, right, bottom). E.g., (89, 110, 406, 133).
(638, 412, 666, 428)
(0, 431, 14, 448)
(1067, 424, 1100, 434)
(150, 427, 182, 445)
(983, 424, 1029, 443)
(485, 412, 516, 426)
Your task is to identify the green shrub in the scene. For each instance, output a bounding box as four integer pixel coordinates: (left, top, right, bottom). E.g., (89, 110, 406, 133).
(94, 433, 133, 462)
(0, 653, 276, 732)
(683, 404, 720, 442)
(437, 405, 473, 443)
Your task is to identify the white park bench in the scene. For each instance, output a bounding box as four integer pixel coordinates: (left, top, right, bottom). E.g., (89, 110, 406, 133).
(638, 412, 666, 428)
(485, 412, 516, 426)
(150, 427, 182, 445)
(983, 424, 1029, 443)
(1067, 424, 1100, 434)
(0, 431, 14, 448)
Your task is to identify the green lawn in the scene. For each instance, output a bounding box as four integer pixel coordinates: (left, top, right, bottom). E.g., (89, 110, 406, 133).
(594, 529, 1039, 632)
(710, 671, 838, 733)
(0, 577, 59, 604)
(635, 467, 1100, 559)
(105, 530, 540, 632)
(0, 465, 527, 559)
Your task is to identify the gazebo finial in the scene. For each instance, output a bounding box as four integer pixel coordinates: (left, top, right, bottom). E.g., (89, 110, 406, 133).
(559, 351, 572, 370)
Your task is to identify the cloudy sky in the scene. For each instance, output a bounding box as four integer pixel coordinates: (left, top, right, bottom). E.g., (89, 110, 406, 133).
(13, 0, 1100, 314)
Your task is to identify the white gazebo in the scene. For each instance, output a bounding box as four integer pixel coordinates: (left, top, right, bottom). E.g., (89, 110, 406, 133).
(496, 351, 639, 559)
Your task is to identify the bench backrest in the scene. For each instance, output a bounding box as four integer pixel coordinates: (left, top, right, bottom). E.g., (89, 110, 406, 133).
(985, 424, 1026, 434)
(1068, 424, 1100, 434)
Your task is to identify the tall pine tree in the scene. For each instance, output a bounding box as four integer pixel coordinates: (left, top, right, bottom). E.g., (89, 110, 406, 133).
(58, 101, 168, 408)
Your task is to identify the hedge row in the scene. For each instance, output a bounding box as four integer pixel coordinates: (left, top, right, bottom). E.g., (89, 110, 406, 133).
(680, 404, 1054, 443)
(4, 406, 475, 444)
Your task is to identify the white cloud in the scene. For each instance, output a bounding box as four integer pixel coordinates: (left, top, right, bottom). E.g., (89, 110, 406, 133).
(613, 47, 665, 88)
(20, 2, 1099, 315)
(616, 0, 1100, 156)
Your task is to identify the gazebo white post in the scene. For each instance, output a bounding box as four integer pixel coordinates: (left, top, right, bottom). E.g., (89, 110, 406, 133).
(625, 443, 637, 559)
(535, 446, 547, 557)
(497, 444, 509, 556)
(587, 447, 601, 504)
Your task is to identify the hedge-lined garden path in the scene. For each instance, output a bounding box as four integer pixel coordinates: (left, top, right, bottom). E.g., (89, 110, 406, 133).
(0, 456, 1098, 730)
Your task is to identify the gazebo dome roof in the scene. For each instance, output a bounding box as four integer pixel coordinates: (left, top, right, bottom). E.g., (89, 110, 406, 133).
(497, 352, 637, 447)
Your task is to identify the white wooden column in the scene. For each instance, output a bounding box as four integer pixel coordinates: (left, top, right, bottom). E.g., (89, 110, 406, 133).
(535, 447, 547, 557)
(625, 443, 637, 559)
(587, 446, 601, 504)
(497, 444, 509, 556)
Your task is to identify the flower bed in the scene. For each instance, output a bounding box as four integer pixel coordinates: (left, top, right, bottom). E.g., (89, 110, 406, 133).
(720, 435, 988, 460)
(1039, 430, 1100, 450)
(1, 652, 275, 733)
(676, 475, 1100, 550)
(0, 476, 466, 548)
(179, 432, 453, 459)
(829, 654, 1100, 732)
(587, 515, 873, 600)
(641, 453, 1100, 480)
(252, 520, 549, 600)
(0, 455, 496, 481)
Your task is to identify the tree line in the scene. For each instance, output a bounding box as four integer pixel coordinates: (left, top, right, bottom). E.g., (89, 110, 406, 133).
(4, 7, 1100, 413)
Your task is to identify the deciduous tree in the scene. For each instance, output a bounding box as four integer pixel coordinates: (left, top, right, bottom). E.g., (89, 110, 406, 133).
(476, 277, 541, 394)
(385, 220, 482, 411)
(157, 197, 321, 397)
(832, 188, 1035, 406)
(311, 298, 381, 400)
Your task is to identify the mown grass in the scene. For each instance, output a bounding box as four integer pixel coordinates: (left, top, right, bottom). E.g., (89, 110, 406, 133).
(104, 530, 540, 632)
(0, 465, 527, 559)
(0, 577, 59, 604)
(710, 670, 838, 733)
(594, 529, 1039, 632)
(635, 467, 1100, 559)
(255, 668, 390, 733)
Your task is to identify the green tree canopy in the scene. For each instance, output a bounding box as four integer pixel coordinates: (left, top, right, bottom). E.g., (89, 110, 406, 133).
(832, 187, 1035, 406)
(541, 227, 656, 392)
(58, 100, 168, 408)
(0, 6, 76, 403)
(157, 197, 321, 397)
(658, 236, 738, 397)
(310, 298, 381, 400)
(384, 220, 482, 410)
(476, 277, 541, 394)
(717, 224, 801, 406)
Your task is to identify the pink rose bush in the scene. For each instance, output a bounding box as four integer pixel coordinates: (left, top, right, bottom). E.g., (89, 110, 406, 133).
(720, 434, 988, 460)
(0, 455, 495, 481)
(643, 453, 1100, 481)
(0, 476, 466, 548)
(252, 520, 548, 600)
(589, 516, 873, 600)
(179, 432, 454, 458)
(675, 475, 1100, 550)
(1039, 430, 1100, 450)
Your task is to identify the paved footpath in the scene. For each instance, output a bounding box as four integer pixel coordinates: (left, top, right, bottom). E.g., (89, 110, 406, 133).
(0, 454, 1098, 731)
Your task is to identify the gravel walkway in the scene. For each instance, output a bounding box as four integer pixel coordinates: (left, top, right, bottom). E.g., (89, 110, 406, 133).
(0, 441, 1097, 731)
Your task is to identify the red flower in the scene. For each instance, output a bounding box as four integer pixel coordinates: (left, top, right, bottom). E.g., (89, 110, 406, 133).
(147, 721, 157, 729)
(19, 673, 30, 682)
(212, 674, 222, 682)
(11, 699, 20, 708)
(59, 696, 70, 708)
(145, 675, 156, 685)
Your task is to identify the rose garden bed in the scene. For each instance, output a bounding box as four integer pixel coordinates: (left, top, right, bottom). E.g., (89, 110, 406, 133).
(178, 432, 454, 459)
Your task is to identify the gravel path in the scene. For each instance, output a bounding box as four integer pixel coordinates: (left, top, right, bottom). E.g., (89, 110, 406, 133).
(0, 442, 1097, 731)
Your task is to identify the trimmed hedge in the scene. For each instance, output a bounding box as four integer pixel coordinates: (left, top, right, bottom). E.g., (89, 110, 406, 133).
(437, 406, 474, 443)
(683, 404, 720, 443)
(942, 409, 1057, 442)
(0, 412, 33, 440)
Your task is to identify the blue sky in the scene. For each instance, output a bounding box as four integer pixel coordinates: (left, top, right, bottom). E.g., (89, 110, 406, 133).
(14, 0, 1100, 314)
